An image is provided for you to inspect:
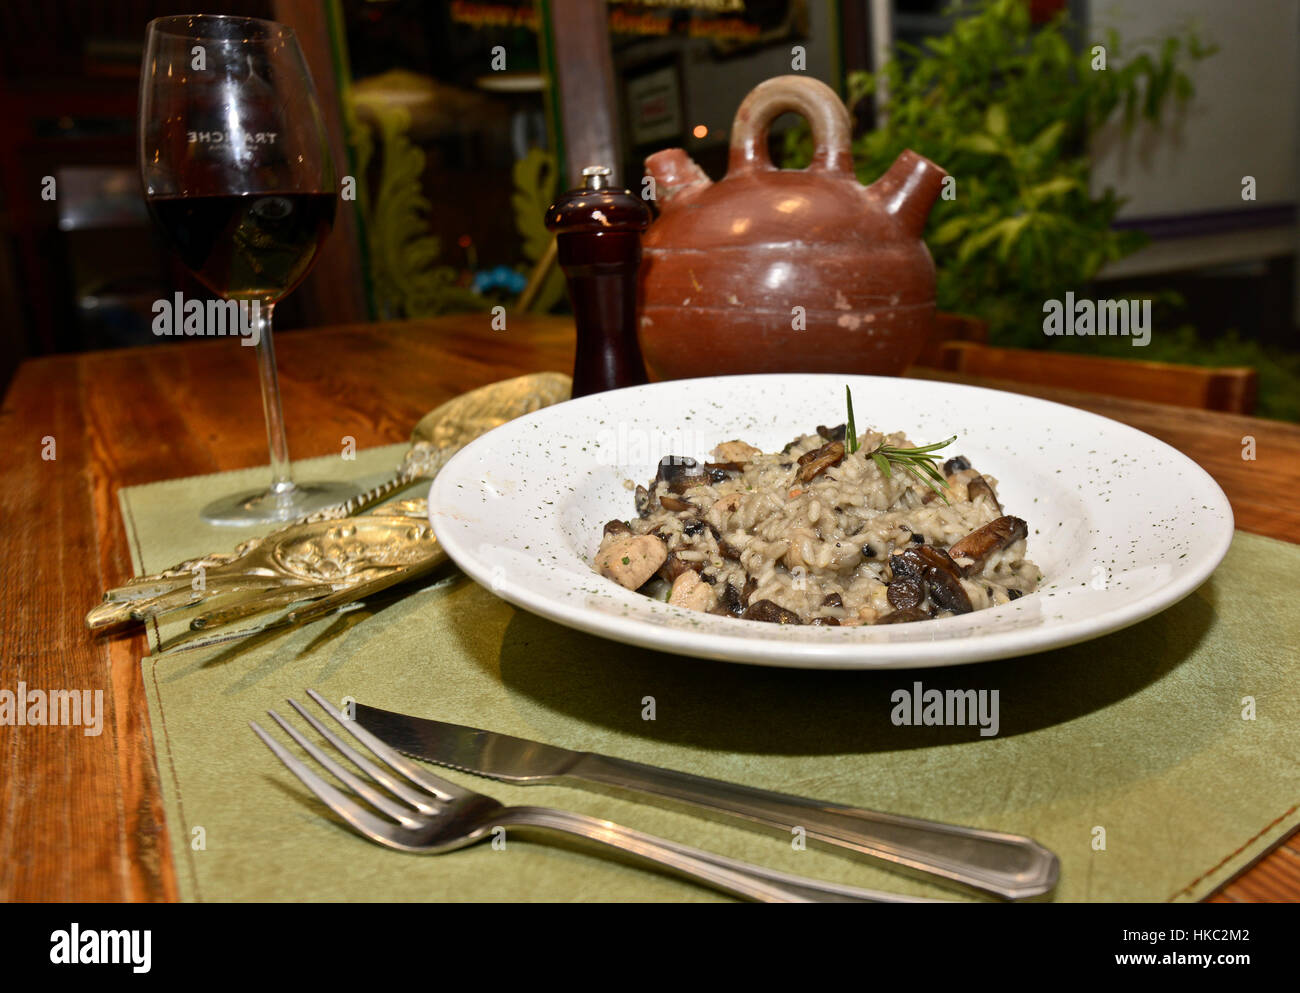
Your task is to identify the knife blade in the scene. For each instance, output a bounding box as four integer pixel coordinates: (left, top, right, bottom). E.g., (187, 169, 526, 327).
(354, 703, 1059, 901)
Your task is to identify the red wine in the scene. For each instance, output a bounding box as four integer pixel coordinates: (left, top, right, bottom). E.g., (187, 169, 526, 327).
(148, 192, 336, 302)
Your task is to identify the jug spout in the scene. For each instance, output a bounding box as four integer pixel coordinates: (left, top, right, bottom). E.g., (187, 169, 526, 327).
(869, 149, 948, 237)
(645, 148, 712, 209)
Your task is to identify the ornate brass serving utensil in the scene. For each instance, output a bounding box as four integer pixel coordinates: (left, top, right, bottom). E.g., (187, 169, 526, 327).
(282, 368, 572, 524)
(87, 372, 571, 645)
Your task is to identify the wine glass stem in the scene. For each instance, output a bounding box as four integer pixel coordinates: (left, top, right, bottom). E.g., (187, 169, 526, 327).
(252, 300, 295, 499)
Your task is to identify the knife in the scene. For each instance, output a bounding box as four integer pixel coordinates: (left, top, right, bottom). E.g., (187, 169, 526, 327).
(354, 704, 1059, 901)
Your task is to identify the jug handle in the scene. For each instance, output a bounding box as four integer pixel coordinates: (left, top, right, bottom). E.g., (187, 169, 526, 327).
(727, 75, 854, 178)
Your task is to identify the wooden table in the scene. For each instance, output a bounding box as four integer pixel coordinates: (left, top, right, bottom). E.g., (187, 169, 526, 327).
(3, 314, 1297, 902)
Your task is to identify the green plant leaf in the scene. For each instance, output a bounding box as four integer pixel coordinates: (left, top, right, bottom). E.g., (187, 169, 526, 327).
(1029, 120, 1068, 157)
(511, 147, 565, 312)
(930, 216, 975, 245)
(956, 134, 1003, 156)
(512, 148, 557, 263)
(985, 103, 1008, 137)
(956, 220, 1007, 264)
(789, 0, 1215, 368)
(1024, 176, 1083, 206)
(996, 214, 1031, 262)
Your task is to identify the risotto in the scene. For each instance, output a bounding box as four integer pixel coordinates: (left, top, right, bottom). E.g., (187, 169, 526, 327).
(592, 423, 1039, 626)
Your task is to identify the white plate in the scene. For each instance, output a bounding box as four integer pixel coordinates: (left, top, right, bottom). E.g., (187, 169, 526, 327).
(428, 374, 1233, 669)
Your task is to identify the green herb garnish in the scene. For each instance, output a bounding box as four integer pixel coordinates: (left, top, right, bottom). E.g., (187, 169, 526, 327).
(868, 436, 959, 504)
(845, 386, 956, 504)
(845, 385, 859, 454)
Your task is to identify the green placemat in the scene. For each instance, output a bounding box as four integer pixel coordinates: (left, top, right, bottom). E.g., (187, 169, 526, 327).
(124, 448, 1300, 902)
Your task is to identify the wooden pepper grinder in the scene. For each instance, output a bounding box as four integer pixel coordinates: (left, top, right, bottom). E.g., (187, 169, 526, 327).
(545, 166, 651, 397)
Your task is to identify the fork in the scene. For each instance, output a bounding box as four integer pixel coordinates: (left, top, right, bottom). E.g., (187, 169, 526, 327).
(251, 690, 946, 903)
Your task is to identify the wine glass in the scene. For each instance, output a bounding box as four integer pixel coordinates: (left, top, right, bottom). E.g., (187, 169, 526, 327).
(138, 14, 359, 525)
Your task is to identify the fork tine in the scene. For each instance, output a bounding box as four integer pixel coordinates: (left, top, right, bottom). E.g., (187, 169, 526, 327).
(305, 688, 476, 801)
(266, 709, 420, 825)
(248, 720, 415, 850)
(285, 697, 443, 814)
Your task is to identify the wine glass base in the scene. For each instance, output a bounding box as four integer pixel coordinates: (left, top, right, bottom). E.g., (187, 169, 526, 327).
(200, 481, 362, 527)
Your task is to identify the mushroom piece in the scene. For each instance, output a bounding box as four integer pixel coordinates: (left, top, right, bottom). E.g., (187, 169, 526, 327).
(634, 484, 652, 518)
(742, 599, 804, 625)
(704, 464, 741, 483)
(713, 581, 745, 616)
(886, 578, 925, 611)
(718, 536, 743, 561)
(965, 474, 1003, 513)
(926, 568, 974, 614)
(603, 520, 632, 537)
(921, 467, 999, 509)
(656, 456, 707, 493)
(659, 494, 694, 513)
(815, 423, 847, 442)
(595, 534, 668, 590)
(889, 544, 973, 615)
(948, 516, 1029, 576)
(877, 606, 931, 624)
(889, 544, 953, 581)
(942, 455, 972, 475)
(796, 440, 845, 483)
(668, 570, 716, 612)
(659, 550, 703, 583)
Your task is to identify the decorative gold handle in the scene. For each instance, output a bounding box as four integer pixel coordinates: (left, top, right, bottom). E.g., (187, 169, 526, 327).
(87, 372, 573, 646)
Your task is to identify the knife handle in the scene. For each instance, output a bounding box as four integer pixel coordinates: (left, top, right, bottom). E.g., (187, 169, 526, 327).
(570, 754, 1058, 901)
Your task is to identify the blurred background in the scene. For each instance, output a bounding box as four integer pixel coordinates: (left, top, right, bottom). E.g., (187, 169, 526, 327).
(1, 0, 1296, 417)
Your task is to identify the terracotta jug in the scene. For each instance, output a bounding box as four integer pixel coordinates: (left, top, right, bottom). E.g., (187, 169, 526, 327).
(639, 75, 948, 380)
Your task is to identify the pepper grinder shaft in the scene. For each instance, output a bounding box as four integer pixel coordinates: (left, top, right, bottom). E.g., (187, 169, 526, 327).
(545, 167, 651, 398)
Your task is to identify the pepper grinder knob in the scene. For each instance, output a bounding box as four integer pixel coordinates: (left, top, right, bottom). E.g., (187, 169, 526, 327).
(545, 165, 652, 398)
(581, 165, 611, 189)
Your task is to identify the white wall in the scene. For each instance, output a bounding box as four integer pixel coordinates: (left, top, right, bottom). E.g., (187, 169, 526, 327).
(1089, 0, 1297, 221)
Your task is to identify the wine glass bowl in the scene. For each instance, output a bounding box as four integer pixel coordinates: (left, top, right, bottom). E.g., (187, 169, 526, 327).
(139, 15, 359, 525)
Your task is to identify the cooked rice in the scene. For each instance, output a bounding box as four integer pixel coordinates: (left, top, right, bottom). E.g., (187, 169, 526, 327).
(593, 426, 1040, 626)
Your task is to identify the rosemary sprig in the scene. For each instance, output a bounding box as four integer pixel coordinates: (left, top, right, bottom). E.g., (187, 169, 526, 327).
(845, 385, 859, 454)
(845, 387, 956, 504)
(869, 438, 958, 504)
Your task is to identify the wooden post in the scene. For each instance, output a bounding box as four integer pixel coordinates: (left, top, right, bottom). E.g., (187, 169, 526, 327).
(547, 0, 623, 186)
(272, 0, 371, 327)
